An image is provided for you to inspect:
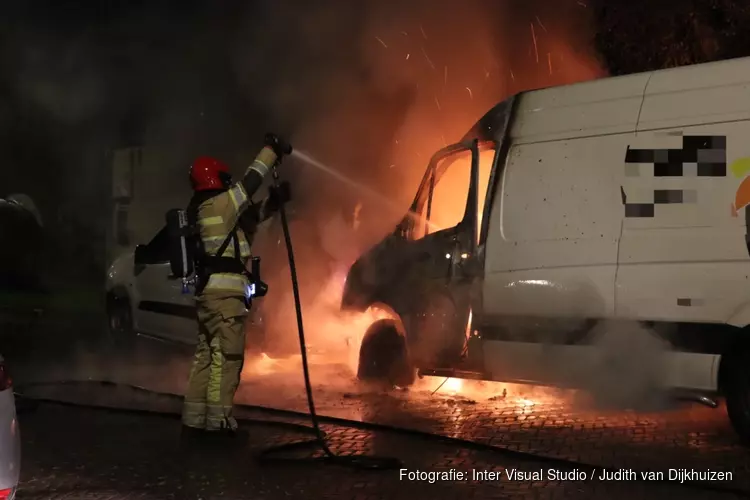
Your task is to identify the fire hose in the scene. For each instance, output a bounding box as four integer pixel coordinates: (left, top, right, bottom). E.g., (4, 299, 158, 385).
(249, 165, 404, 469)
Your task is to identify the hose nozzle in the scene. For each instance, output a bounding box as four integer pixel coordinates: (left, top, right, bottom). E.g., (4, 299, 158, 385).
(264, 133, 293, 157)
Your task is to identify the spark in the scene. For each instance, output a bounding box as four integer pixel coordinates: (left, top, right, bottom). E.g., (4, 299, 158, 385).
(510, 69, 515, 81)
(547, 52, 552, 75)
(484, 67, 490, 79)
(530, 23, 539, 63)
(375, 36, 388, 49)
(421, 46, 435, 70)
(406, 53, 410, 60)
(388, 164, 395, 169)
(434, 96, 441, 111)
(444, 65, 448, 86)
(535, 15, 547, 32)
(419, 24, 427, 39)
(466, 87, 473, 99)
(577, 1, 587, 6)
(353, 203, 362, 230)
(401, 31, 408, 36)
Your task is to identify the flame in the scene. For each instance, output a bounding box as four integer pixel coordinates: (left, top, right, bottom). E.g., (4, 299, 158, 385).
(418, 376, 569, 407)
(241, 270, 396, 381)
(442, 378, 463, 393)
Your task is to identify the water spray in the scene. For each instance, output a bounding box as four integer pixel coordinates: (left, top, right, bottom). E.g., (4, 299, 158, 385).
(291, 149, 441, 231)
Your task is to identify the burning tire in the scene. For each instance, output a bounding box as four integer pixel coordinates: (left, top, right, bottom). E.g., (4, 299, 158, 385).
(357, 319, 415, 388)
(723, 347, 750, 444)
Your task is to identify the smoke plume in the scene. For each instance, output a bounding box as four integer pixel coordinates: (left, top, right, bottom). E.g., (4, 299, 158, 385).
(575, 321, 673, 411)
(229, 0, 605, 358)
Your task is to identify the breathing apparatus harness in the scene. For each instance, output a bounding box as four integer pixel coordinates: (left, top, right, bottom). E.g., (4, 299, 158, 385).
(167, 191, 269, 305)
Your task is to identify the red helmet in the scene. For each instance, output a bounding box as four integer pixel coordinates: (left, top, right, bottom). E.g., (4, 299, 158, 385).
(189, 156, 231, 191)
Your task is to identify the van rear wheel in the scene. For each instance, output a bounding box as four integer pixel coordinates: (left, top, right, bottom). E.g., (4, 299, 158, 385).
(357, 319, 415, 388)
(723, 349, 750, 444)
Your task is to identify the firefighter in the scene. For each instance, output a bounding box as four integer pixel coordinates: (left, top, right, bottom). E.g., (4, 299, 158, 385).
(181, 133, 292, 437)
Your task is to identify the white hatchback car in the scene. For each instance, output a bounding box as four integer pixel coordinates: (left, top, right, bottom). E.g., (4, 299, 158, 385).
(0, 354, 19, 499)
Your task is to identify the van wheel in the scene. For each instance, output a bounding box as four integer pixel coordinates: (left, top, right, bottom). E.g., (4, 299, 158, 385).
(723, 348, 750, 444)
(357, 319, 415, 388)
(106, 292, 135, 343)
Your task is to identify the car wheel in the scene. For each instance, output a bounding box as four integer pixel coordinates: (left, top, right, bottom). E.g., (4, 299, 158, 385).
(357, 319, 415, 388)
(723, 347, 750, 444)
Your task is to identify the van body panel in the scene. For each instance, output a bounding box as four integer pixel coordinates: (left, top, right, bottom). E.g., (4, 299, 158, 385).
(481, 341, 718, 391)
(483, 134, 628, 321)
(616, 70, 750, 328)
(638, 57, 750, 132)
(510, 72, 648, 144)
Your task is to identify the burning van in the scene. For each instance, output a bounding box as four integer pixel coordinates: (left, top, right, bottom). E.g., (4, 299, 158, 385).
(341, 55, 750, 442)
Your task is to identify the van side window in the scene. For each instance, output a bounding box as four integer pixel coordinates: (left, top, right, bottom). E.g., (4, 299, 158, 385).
(428, 150, 472, 234)
(140, 226, 170, 264)
(409, 175, 430, 240)
(409, 152, 471, 240)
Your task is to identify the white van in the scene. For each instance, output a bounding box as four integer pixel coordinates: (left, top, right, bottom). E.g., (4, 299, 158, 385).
(342, 55, 750, 441)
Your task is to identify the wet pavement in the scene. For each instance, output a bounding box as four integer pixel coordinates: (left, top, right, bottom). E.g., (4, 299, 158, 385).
(14, 395, 746, 499)
(5, 326, 750, 498)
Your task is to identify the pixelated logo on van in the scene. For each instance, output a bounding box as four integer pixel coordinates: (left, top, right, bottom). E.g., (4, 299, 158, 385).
(622, 134, 727, 218)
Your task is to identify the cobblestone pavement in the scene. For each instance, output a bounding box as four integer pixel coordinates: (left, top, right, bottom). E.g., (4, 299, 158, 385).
(7, 332, 750, 498)
(13, 398, 744, 499)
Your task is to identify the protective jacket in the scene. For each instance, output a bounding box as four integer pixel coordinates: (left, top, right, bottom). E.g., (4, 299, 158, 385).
(189, 147, 278, 296)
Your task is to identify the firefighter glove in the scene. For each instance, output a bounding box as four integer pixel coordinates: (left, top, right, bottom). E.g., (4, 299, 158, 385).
(264, 133, 293, 157)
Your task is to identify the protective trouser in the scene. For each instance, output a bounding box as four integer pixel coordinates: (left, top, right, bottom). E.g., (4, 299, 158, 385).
(182, 291, 248, 431)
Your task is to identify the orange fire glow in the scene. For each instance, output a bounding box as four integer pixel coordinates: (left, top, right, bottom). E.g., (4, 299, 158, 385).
(241, 270, 396, 382)
(419, 376, 569, 407)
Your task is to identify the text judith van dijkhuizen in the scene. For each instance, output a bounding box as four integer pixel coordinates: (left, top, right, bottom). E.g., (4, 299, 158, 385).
(399, 468, 733, 484)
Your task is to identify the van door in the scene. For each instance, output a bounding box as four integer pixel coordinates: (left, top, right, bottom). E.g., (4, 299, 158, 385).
(398, 140, 495, 369)
(133, 226, 196, 343)
(480, 134, 625, 387)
